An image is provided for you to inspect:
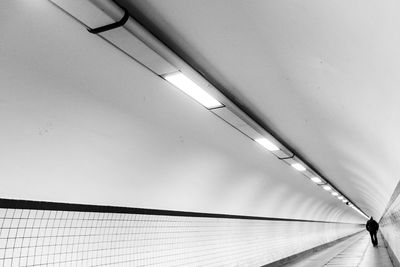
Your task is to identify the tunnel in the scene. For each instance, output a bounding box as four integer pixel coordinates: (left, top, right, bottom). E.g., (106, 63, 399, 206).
(0, 0, 399, 266)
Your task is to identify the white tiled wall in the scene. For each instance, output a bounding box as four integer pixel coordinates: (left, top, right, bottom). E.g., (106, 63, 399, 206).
(381, 191, 400, 263)
(0, 208, 362, 266)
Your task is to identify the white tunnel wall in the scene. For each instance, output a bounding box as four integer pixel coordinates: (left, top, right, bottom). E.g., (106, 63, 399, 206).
(0, 1, 370, 265)
(115, 0, 400, 221)
(380, 182, 400, 265)
(0, 0, 365, 223)
(0, 207, 363, 266)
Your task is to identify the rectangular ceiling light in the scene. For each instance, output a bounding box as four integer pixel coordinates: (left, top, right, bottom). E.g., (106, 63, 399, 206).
(338, 196, 344, 200)
(331, 192, 339, 196)
(255, 138, 279, 151)
(311, 177, 322, 183)
(291, 163, 306, 172)
(163, 72, 223, 109)
(323, 185, 332, 191)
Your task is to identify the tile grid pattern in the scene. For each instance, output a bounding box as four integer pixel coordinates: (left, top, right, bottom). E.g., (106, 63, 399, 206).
(381, 186, 400, 264)
(0, 207, 362, 266)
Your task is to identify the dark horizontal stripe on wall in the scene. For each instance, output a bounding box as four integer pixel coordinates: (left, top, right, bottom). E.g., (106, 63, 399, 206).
(0, 198, 360, 225)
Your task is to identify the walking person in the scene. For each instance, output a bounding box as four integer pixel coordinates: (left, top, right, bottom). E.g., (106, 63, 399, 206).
(366, 217, 379, 246)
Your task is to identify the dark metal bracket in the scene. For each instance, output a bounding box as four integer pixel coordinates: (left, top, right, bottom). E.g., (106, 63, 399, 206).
(87, 9, 129, 34)
(278, 153, 295, 160)
(208, 104, 226, 110)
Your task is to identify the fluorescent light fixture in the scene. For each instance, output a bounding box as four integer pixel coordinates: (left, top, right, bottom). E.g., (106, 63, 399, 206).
(311, 177, 322, 183)
(323, 185, 331, 191)
(291, 163, 306, 172)
(163, 72, 223, 109)
(338, 196, 344, 200)
(331, 192, 338, 196)
(255, 138, 279, 151)
(342, 199, 347, 203)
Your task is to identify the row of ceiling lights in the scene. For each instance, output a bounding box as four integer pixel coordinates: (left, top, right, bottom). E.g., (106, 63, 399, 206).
(164, 71, 368, 220)
(51, 0, 369, 220)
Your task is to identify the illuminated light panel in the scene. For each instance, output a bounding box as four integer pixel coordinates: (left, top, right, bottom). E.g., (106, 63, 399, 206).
(311, 177, 322, 183)
(331, 192, 338, 196)
(342, 199, 347, 203)
(338, 196, 344, 200)
(323, 185, 332, 191)
(255, 138, 279, 151)
(291, 163, 306, 172)
(163, 72, 223, 109)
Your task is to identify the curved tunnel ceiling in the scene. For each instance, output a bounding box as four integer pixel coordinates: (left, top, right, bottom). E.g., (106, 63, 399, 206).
(0, 0, 370, 223)
(116, 0, 400, 219)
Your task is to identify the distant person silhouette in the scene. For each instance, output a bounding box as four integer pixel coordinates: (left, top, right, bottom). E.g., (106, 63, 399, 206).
(366, 217, 379, 246)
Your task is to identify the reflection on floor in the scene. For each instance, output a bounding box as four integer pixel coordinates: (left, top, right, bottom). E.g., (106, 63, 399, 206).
(284, 231, 393, 267)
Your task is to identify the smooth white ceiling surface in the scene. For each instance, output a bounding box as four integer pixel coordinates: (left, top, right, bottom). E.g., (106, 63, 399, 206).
(117, 0, 400, 219)
(0, 0, 365, 222)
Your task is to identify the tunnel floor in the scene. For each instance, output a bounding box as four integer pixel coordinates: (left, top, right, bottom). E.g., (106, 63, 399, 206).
(284, 231, 393, 267)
